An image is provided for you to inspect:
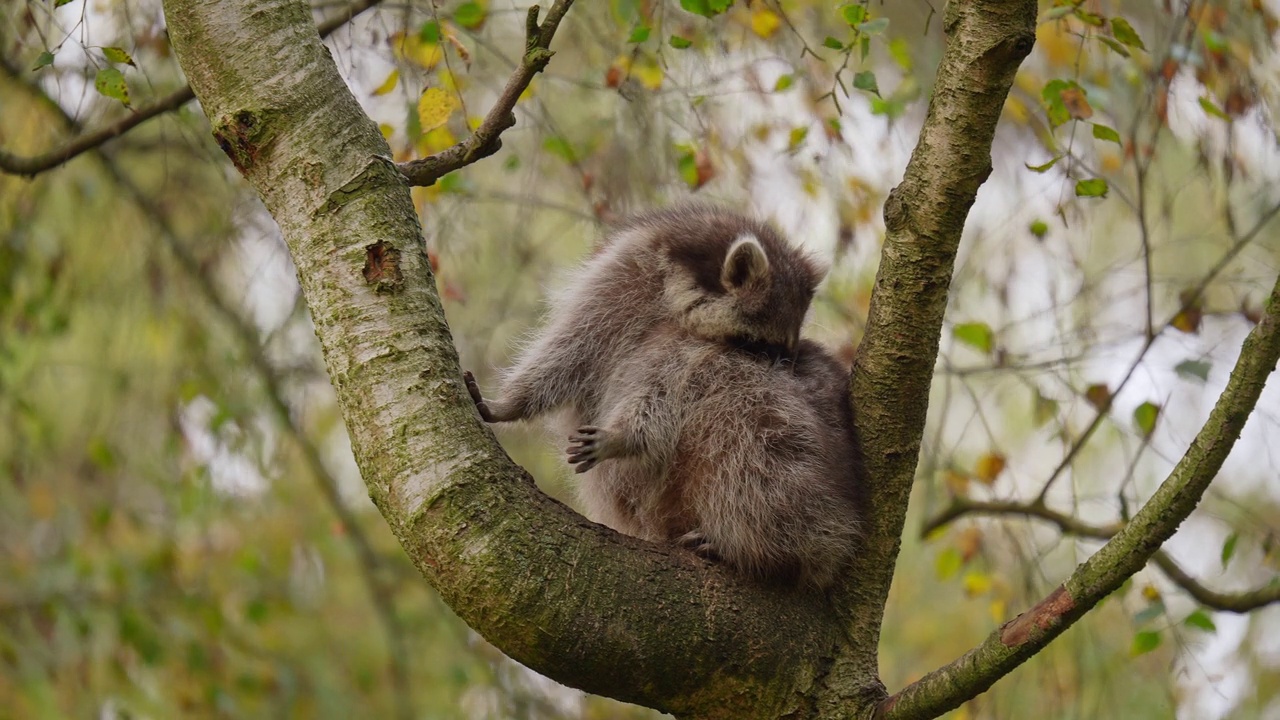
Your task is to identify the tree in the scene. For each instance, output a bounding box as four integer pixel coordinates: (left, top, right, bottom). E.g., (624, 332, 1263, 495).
(3, 1, 1279, 718)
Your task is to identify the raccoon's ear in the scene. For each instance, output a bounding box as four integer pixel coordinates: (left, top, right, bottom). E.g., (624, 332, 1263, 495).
(721, 234, 770, 291)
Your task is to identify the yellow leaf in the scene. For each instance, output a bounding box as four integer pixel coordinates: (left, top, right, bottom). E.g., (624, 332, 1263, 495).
(417, 88, 458, 133)
(379, 123, 395, 140)
(1141, 584, 1162, 602)
(1004, 94, 1030, 123)
(974, 452, 1006, 485)
(963, 571, 992, 597)
(372, 69, 399, 96)
(989, 598, 1007, 624)
(750, 7, 782, 38)
(935, 547, 963, 580)
(437, 69, 459, 93)
(467, 116, 483, 131)
(416, 125, 457, 156)
(632, 57, 663, 90)
(394, 32, 444, 69)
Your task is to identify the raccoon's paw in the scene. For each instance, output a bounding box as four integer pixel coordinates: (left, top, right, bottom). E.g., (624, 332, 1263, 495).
(566, 426, 618, 473)
(463, 371, 496, 423)
(678, 531, 722, 563)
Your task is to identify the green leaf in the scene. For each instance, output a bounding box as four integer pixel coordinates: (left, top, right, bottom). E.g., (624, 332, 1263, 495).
(1092, 123, 1122, 144)
(438, 172, 465, 193)
(1111, 17, 1147, 51)
(87, 438, 116, 470)
(852, 70, 879, 96)
(773, 74, 794, 92)
(31, 50, 55, 71)
(1074, 9, 1105, 27)
(822, 36, 845, 50)
(102, 46, 135, 66)
(1133, 600, 1165, 626)
(1199, 96, 1230, 121)
(1041, 6, 1074, 22)
(1032, 389, 1059, 427)
(787, 126, 808, 150)
(858, 17, 889, 35)
(1025, 155, 1062, 173)
(1075, 178, 1108, 198)
(245, 597, 269, 624)
(1130, 630, 1162, 656)
(54, 0, 74, 6)
(935, 547, 962, 580)
(93, 67, 130, 107)
(1175, 359, 1211, 382)
(1097, 36, 1131, 57)
(1184, 610, 1217, 633)
(418, 20, 441, 42)
(888, 37, 912, 70)
(1221, 533, 1239, 568)
(542, 136, 577, 164)
(677, 148, 698, 188)
(120, 610, 164, 665)
(454, 2, 487, 29)
(841, 5, 866, 26)
(669, 35, 693, 49)
(680, 0, 724, 18)
(628, 26, 651, 43)
(1029, 219, 1049, 239)
(1133, 401, 1160, 436)
(953, 322, 995, 354)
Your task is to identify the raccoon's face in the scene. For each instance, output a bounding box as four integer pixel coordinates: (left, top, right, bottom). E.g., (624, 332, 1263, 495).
(659, 216, 822, 357)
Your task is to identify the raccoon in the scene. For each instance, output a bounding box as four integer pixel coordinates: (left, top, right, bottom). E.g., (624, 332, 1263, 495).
(466, 204, 864, 587)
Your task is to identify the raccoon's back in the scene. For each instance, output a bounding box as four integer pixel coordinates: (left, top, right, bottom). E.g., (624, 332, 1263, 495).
(668, 345, 863, 586)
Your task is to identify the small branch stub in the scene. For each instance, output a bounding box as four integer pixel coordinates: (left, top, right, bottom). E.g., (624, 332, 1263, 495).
(363, 240, 404, 292)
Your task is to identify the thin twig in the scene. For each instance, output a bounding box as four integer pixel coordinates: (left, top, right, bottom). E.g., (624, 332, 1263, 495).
(1031, 203, 1280, 505)
(921, 498, 1280, 614)
(0, 0, 384, 177)
(397, 0, 576, 187)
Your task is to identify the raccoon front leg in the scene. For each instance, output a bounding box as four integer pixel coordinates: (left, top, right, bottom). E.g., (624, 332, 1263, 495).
(465, 320, 590, 423)
(565, 426, 622, 473)
(565, 385, 678, 474)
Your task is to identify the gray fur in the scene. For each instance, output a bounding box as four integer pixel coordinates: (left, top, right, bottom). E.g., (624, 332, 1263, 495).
(468, 204, 864, 588)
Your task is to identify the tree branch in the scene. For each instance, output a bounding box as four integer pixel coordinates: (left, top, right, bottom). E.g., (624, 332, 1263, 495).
(0, 0, 384, 177)
(396, 0, 574, 187)
(880, 271, 1280, 719)
(1151, 552, 1280, 614)
(922, 498, 1280, 615)
(824, 0, 1038, 700)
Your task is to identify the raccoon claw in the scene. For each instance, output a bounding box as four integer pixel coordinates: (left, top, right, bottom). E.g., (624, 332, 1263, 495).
(678, 531, 721, 563)
(463, 371, 496, 423)
(567, 426, 613, 473)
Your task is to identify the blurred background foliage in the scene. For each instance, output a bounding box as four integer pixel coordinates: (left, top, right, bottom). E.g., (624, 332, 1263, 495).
(2, 0, 1280, 718)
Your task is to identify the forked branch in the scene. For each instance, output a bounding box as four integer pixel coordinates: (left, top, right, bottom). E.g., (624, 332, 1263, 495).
(397, 0, 575, 187)
(922, 498, 1280, 615)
